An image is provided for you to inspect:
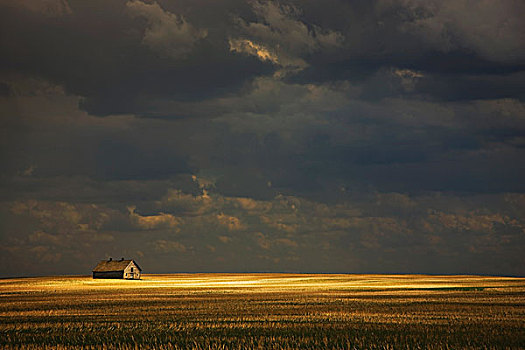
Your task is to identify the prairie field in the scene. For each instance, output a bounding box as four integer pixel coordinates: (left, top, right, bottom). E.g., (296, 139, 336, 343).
(0, 274, 524, 349)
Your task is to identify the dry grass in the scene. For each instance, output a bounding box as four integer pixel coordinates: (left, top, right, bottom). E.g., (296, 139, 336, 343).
(1, 274, 524, 349)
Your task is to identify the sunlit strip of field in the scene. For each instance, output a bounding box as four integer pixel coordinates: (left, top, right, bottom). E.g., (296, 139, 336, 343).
(2, 273, 523, 292)
(1, 274, 524, 349)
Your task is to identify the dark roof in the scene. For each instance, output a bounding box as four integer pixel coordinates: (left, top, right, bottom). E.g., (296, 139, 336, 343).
(92, 259, 142, 272)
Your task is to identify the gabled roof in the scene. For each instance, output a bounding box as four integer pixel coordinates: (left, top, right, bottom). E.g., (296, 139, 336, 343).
(92, 259, 142, 272)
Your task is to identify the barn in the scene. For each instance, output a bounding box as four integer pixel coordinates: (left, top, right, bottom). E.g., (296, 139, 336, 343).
(92, 258, 142, 279)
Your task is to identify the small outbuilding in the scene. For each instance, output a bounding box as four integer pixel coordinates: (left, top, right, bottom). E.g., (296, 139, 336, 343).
(92, 258, 142, 279)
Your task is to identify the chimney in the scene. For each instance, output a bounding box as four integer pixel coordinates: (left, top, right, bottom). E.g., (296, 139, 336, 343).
(108, 257, 112, 261)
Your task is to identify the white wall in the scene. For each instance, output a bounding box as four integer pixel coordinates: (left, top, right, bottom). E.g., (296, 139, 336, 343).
(123, 261, 141, 279)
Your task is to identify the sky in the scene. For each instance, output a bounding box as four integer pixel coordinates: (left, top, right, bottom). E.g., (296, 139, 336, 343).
(1, 0, 524, 277)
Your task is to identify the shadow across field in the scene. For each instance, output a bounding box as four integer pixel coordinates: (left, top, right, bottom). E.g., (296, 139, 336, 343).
(0, 274, 524, 349)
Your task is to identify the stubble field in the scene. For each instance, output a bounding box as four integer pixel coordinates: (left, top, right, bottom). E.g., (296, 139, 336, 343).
(0, 273, 524, 349)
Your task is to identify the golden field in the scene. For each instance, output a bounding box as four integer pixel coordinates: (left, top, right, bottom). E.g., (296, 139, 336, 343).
(1, 274, 524, 349)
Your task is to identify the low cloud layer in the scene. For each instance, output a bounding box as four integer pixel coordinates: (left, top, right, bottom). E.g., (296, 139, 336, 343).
(0, 0, 524, 276)
(2, 186, 524, 275)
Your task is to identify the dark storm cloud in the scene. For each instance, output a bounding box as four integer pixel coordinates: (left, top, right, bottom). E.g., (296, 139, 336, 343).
(0, 0, 273, 115)
(2, 0, 523, 113)
(2, 187, 524, 275)
(1, 0, 524, 276)
(287, 0, 525, 101)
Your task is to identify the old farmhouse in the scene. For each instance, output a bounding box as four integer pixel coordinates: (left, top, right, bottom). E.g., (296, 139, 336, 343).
(92, 258, 142, 279)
